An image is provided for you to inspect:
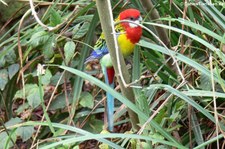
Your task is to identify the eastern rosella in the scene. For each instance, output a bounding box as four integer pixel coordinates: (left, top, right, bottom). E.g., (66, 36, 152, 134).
(85, 9, 142, 132)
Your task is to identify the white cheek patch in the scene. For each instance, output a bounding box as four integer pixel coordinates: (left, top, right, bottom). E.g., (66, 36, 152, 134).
(129, 20, 140, 28)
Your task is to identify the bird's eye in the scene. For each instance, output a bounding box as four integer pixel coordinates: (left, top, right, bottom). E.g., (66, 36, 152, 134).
(130, 17, 134, 20)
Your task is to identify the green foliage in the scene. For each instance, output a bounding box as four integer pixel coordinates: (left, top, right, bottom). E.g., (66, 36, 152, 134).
(64, 41, 76, 65)
(0, 131, 17, 149)
(29, 30, 50, 48)
(0, 0, 225, 148)
(0, 69, 8, 90)
(8, 64, 19, 79)
(0, 117, 22, 149)
(79, 92, 94, 109)
(49, 8, 62, 27)
(73, 21, 91, 39)
(16, 126, 35, 142)
(14, 84, 43, 108)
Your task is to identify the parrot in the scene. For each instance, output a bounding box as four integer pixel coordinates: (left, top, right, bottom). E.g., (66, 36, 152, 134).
(85, 8, 142, 132)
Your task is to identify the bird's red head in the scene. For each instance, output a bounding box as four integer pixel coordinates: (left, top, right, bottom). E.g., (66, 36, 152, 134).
(119, 9, 142, 44)
(119, 9, 141, 21)
(119, 9, 142, 28)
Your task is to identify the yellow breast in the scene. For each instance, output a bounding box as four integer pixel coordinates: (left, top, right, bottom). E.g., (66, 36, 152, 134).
(117, 34, 135, 57)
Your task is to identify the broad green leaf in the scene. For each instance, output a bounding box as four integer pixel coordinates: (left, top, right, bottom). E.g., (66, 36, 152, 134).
(29, 30, 50, 48)
(73, 22, 90, 39)
(83, 116, 104, 133)
(27, 86, 42, 108)
(5, 49, 16, 64)
(79, 92, 94, 109)
(0, 52, 6, 67)
(42, 34, 56, 59)
(50, 72, 65, 86)
(0, 44, 17, 67)
(200, 73, 212, 91)
(73, 15, 93, 23)
(154, 108, 167, 124)
(48, 92, 73, 110)
(0, 69, 8, 90)
(14, 84, 37, 99)
(5, 117, 22, 127)
(64, 41, 76, 65)
(14, 84, 43, 108)
(8, 63, 19, 79)
(16, 126, 35, 142)
(50, 8, 62, 26)
(0, 131, 16, 149)
(41, 69, 52, 85)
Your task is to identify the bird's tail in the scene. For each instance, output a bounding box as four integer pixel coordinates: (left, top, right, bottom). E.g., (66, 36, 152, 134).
(102, 66, 115, 132)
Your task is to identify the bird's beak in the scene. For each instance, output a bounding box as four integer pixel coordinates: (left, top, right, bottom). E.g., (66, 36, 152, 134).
(129, 16, 142, 28)
(133, 16, 142, 25)
(138, 16, 143, 22)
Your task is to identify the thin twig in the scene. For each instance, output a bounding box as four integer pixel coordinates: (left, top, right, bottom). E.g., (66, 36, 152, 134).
(29, 0, 53, 30)
(0, 0, 7, 5)
(80, 97, 106, 129)
(31, 70, 65, 149)
(209, 53, 220, 149)
(17, 55, 43, 83)
(19, 0, 84, 6)
(17, 9, 32, 100)
(180, 0, 188, 54)
(29, 0, 79, 31)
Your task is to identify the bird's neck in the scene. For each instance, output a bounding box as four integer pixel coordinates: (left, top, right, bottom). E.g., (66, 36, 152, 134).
(125, 27, 142, 44)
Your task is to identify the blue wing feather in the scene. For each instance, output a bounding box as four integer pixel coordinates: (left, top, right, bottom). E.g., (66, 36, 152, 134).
(85, 33, 109, 63)
(85, 45, 109, 63)
(85, 30, 121, 64)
